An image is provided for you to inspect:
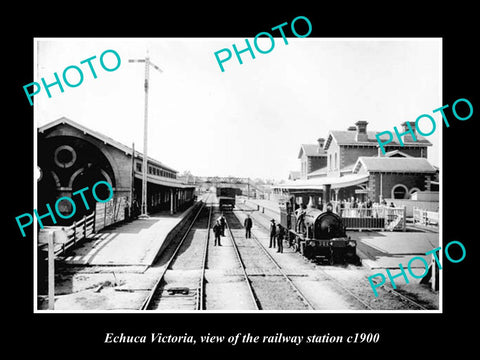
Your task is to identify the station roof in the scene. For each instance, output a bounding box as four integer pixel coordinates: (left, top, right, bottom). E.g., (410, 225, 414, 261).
(353, 156, 437, 174)
(274, 173, 369, 191)
(134, 173, 194, 189)
(39, 117, 178, 173)
(298, 144, 327, 158)
(324, 130, 432, 150)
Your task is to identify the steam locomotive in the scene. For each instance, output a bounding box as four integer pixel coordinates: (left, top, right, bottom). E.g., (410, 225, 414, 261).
(279, 200, 359, 264)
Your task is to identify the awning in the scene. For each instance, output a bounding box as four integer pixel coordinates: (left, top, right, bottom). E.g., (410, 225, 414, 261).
(274, 173, 369, 191)
(134, 173, 195, 189)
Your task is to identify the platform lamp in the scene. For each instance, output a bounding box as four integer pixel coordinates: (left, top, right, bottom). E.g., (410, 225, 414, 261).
(129, 51, 163, 218)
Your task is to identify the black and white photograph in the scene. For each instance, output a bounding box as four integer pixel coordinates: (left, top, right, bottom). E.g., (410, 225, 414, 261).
(32, 37, 442, 313)
(8, 5, 478, 356)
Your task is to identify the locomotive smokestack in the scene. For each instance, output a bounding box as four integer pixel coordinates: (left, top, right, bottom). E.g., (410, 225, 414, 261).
(323, 184, 331, 211)
(307, 196, 315, 208)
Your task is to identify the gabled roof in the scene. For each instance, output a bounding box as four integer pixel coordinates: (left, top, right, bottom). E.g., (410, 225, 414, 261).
(298, 144, 327, 159)
(38, 117, 177, 173)
(384, 150, 412, 158)
(353, 156, 437, 174)
(324, 130, 432, 150)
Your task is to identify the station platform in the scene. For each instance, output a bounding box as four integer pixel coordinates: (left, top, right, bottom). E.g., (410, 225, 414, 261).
(241, 198, 281, 221)
(351, 231, 440, 270)
(60, 202, 200, 267)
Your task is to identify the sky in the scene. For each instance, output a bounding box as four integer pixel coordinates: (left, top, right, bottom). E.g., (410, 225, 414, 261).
(35, 38, 441, 180)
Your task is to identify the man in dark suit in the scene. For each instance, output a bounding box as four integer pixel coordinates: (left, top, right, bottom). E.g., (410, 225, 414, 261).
(244, 214, 253, 238)
(269, 219, 277, 248)
(213, 220, 222, 246)
(276, 224, 284, 253)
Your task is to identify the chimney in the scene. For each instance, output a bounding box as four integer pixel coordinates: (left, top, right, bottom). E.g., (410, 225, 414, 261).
(347, 126, 357, 131)
(355, 120, 368, 142)
(401, 121, 417, 141)
(317, 138, 325, 153)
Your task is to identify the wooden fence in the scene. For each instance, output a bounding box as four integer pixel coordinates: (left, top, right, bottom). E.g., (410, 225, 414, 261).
(39, 196, 129, 256)
(38, 212, 96, 256)
(413, 207, 439, 226)
(339, 206, 406, 231)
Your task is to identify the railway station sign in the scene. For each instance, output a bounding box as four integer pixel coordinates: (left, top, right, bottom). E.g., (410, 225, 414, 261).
(355, 189, 368, 194)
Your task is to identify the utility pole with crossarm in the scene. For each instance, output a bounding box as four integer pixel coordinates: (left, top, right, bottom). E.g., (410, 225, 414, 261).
(129, 52, 163, 218)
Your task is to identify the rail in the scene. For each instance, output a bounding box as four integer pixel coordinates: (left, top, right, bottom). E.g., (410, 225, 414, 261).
(225, 217, 261, 310)
(249, 229, 315, 310)
(236, 203, 375, 310)
(140, 201, 206, 310)
(197, 199, 213, 310)
(229, 206, 315, 310)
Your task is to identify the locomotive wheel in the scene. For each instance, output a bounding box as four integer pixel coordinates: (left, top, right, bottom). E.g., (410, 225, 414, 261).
(328, 255, 334, 265)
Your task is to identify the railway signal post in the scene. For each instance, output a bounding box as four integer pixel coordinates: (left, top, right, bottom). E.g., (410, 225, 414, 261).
(128, 52, 163, 218)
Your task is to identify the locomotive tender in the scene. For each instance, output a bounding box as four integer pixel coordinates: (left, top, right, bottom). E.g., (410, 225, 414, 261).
(279, 199, 359, 264)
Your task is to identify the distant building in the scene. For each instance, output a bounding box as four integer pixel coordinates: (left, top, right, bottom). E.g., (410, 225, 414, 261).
(288, 171, 301, 181)
(276, 120, 438, 206)
(298, 138, 327, 179)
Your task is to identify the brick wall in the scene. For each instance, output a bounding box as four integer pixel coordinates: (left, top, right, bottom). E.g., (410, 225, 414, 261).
(309, 156, 327, 173)
(340, 146, 378, 169)
(373, 172, 429, 201)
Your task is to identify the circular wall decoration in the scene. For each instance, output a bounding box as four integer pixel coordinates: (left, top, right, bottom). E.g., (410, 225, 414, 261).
(54, 145, 77, 168)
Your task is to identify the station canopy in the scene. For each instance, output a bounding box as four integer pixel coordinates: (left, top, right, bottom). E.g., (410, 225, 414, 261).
(274, 173, 369, 191)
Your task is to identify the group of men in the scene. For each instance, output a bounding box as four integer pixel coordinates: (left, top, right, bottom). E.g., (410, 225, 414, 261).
(268, 219, 285, 253)
(211, 213, 284, 253)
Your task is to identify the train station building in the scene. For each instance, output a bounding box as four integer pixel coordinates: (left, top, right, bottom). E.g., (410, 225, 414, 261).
(280, 120, 439, 208)
(37, 117, 195, 226)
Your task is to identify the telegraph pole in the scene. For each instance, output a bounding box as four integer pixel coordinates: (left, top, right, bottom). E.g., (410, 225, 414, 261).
(129, 52, 163, 218)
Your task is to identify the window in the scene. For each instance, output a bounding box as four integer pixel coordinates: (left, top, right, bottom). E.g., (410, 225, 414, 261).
(392, 184, 408, 199)
(54, 145, 76, 168)
(334, 153, 338, 170)
(136, 163, 142, 172)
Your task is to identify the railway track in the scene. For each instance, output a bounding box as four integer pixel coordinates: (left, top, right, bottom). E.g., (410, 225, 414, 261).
(141, 194, 428, 311)
(141, 193, 260, 311)
(141, 194, 213, 310)
(224, 211, 313, 310)
(235, 203, 429, 311)
(367, 276, 429, 310)
(218, 211, 260, 310)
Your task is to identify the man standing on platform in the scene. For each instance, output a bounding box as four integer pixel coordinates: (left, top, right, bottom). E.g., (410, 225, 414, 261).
(213, 220, 222, 246)
(218, 213, 226, 236)
(244, 214, 253, 238)
(276, 223, 284, 253)
(269, 219, 277, 248)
